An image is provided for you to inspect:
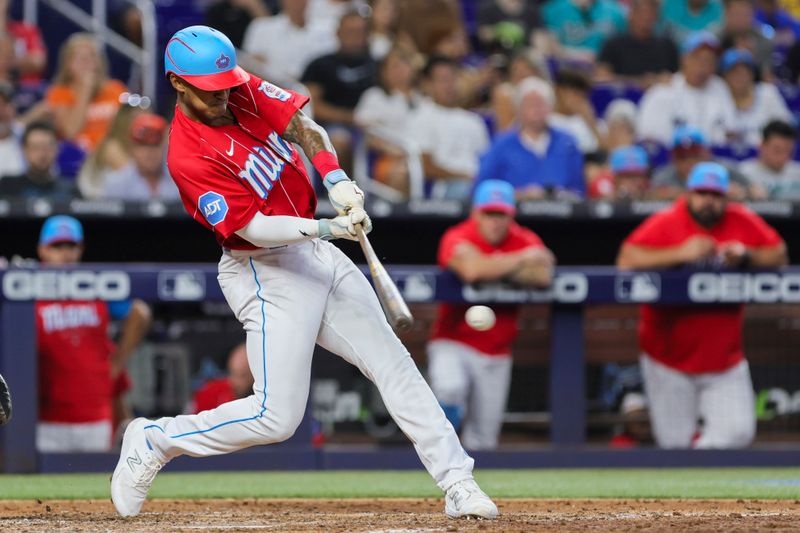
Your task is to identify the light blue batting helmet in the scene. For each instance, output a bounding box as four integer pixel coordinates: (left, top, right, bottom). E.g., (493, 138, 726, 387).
(164, 25, 250, 91)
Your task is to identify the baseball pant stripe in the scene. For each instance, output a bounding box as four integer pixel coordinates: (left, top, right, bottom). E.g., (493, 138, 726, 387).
(145, 258, 270, 439)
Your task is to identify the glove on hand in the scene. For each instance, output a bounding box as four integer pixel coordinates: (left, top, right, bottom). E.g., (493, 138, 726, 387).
(319, 208, 372, 241)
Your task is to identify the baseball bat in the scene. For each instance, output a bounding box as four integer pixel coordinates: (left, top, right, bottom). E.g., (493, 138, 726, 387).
(356, 225, 414, 332)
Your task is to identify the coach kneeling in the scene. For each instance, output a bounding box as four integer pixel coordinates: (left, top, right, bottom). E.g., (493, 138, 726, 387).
(616, 162, 788, 449)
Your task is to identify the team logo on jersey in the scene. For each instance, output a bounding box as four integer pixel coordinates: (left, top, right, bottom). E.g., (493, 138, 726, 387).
(215, 53, 231, 70)
(199, 191, 228, 226)
(238, 132, 293, 198)
(258, 81, 290, 102)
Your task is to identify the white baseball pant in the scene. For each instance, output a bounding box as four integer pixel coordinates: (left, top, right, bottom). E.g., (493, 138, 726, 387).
(640, 354, 756, 449)
(427, 339, 512, 450)
(144, 239, 474, 490)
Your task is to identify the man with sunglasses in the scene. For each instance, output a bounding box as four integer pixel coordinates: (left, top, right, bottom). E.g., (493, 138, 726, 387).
(35, 216, 152, 453)
(617, 162, 787, 449)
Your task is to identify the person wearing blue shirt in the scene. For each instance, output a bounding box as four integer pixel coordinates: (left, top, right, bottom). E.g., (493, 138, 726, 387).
(476, 77, 585, 200)
(661, 0, 724, 43)
(542, 0, 627, 58)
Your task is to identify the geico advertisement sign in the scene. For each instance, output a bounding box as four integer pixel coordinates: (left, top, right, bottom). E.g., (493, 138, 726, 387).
(463, 272, 588, 303)
(2, 271, 131, 300)
(688, 273, 800, 303)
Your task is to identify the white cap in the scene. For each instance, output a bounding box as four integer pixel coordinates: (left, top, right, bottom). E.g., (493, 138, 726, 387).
(515, 76, 555, 109)
(620, 392, 647, 414)
(604, 99, 638, 126)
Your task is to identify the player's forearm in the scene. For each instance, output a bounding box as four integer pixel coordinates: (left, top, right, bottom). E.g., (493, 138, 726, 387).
(236, 213, 322, 247)
(747, 243, 788, 268)
(508, 262, 554, 288)
(616, 244, 686, 270)
(114, 299, 152, 370)
(452, 253, 526, 284)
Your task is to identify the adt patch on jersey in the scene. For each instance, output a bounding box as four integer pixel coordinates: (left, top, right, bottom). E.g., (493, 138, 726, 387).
(199, 191, 228, 226)
(258, 81, 290, 102)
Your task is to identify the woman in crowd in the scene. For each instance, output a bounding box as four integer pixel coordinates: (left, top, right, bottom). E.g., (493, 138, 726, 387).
(45, 33, 127, 153)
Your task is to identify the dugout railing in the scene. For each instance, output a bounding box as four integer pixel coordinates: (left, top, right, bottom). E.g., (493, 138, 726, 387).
(2, 265, 800, 473)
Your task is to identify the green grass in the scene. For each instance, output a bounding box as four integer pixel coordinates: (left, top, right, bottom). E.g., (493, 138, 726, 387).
(2, 469, 800, 500)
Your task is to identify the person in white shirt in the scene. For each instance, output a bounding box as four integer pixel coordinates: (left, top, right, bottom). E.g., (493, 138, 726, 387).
(354, 46, 424, 195)
(740, 120, 800, 200)
(102, 113, 179, 201)
(721, 48, 792, 148)
(242, 0, 337, 84)
(637, 31, 736, 147)
(0, 81, 26, 178)
(407, 56, 490, 200)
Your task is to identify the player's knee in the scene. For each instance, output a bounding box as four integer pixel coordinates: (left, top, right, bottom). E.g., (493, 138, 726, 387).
(715, 421, 755, 449)
(267, 409, 305, 443)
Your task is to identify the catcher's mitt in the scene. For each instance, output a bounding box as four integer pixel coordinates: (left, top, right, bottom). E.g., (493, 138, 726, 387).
(0, 373, 11, 426)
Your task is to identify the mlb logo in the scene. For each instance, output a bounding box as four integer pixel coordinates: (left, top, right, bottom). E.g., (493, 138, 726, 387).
(615, 273, 661, 303)
(158, 271, 206, 301)
(199, 191, 228, 226)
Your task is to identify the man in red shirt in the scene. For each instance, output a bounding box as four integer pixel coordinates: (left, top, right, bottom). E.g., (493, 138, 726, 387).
(428, 179, 555, 450)
(617, 162, 788, 448)
(111, 26, 498, 520)
(35, 216, 151, 452)
(187, 343, 253, 414)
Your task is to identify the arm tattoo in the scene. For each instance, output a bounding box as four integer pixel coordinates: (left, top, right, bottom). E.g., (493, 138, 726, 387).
(283, 110, 335, 159)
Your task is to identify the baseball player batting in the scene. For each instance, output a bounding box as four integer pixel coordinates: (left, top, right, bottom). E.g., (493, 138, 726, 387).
(110, 26, 497, 520)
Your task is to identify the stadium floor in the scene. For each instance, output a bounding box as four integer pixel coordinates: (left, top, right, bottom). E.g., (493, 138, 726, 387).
(2, 469, 800, 531)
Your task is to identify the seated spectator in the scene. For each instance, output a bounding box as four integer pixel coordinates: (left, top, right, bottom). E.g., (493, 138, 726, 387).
(77, 100, 143, 200)
(477, 0, 543, 54)
(428, 24, 493, 108)
(549, 68, 605, 156)
(187, 344, 254, 414)
(301, 9, 377, 174)
(102, 113, 179, 201)
(368, 0, 410, 60)
(590, 145, 652, 199)
(427, 180, 554, 450)
(407, 56, 490, 199)
(740, 120, 800, 199)
(476, 77, 585, 200)
(661, 0, 724, 43)
(243, 0, 337, 85)
(722, 48, 792, 147)
(396, 0, 461, 56)
(206, 0, 272, 49)
(0, 80, 24, 177)
(604, 99, 638, 150)
(596, 0, 680, 88)
(36, 215, 151, 452)
(45, 33, 127, 153)
(354, 46, 424, 195)
(755, 0, 800, 52)
(637, 31, 736, 146)
(307, 0, 365, 32)
(542, 0, 627, 62)
(651, 125, 751, 200)
(719, 0, 775, 79)
(617, 162, 787, 449)
(0, 0, 46, 86)
(490, 48, 551, 131)
(0, 121, 76, 201)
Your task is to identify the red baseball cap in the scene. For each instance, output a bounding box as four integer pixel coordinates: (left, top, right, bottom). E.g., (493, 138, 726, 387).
(130, 113, 167, 145)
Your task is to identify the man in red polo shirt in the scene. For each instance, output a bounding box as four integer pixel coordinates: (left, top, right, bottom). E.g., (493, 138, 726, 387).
(187, 343, 253, 414)
(428, 179, 555, 450)
(617, 162, 787, 448)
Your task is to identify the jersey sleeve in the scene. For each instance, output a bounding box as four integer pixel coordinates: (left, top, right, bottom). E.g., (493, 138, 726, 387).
(738, 209, 784, 247)
(515, 226, 545, 250)
(170, 156, 261, 241)
(438, 227, 468, 269)
(246, 75, 310, 136)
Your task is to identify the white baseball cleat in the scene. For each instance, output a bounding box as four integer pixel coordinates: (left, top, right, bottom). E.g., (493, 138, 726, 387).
(444, 479, 499, 519)
(110, 417, 164, 517)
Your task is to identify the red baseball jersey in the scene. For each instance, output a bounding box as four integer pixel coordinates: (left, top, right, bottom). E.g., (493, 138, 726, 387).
(37, 301, 117, 423)
(167, 74, 316, 250)
(430, 217, 544, 356)
(190, 377, 236, 414)
(624, 197, 783, 374)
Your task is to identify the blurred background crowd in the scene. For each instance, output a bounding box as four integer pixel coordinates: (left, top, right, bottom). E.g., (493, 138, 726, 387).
(1, 0, 800, 206)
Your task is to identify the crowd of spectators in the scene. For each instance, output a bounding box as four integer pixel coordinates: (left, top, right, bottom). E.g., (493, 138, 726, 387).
(0, 0, 799, 204)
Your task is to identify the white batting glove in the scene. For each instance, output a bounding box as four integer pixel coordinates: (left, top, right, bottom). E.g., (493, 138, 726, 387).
(324, 170, 365, 216)
(318, 208, 372, 242)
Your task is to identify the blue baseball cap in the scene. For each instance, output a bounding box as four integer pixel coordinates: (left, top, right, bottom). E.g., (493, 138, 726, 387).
(686, 162, 729, 194)
(681, 31, 720, 56)
(39, 215, 84, 246)
(473, 180, 516, 215)
(721, 48, 755, 73)
(610, 145, 649, 175)
(672, 124, 708, 150)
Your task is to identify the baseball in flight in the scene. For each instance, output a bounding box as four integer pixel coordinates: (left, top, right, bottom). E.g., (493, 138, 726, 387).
(465, 305, 496, 331)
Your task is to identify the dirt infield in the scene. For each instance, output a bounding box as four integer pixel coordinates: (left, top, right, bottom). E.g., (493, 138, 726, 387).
(1, 498, 799, 532)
